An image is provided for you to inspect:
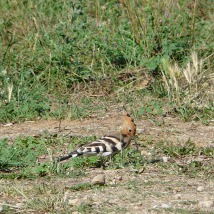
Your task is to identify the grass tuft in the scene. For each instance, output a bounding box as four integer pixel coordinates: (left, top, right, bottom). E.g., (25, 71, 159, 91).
(0, 0, 213, 123)
(161, 52, 213, 122)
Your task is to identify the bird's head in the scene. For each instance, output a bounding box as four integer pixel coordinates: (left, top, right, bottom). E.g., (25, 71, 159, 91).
(120, 109, 136, 138)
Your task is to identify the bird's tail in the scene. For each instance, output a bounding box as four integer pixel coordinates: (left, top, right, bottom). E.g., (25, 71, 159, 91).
(57, 151, 83, 162)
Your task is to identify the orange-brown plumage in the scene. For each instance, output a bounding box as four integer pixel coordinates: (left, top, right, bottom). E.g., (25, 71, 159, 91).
(58, 109, 137, 162)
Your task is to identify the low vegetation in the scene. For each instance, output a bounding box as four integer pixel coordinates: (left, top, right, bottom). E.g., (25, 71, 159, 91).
(0, 0, 213, 213)
(0, 0, 213, 123)
(1, 135, 213, 179)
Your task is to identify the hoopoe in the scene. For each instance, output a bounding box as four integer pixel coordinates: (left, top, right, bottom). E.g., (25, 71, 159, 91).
(57, 109, 137, 162)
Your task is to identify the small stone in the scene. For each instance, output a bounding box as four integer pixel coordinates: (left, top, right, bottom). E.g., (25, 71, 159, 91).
(2, 123, 13, 127)
(109, 179, 117, 185)
(161, 204, 171, 209)
(202, 82, 209, 88)
(144, 180, 149, 184)
(174, 194, 181, 199)
(116, 175, 123, 181)
(63, 191, 69, 202)
(138, 168, 145, 174)
(68, 199, 81, 206)
(198, 200, 214, 208)
(16, 203, 24, 208)
(197, 186, 204, 192)
(136, 202, 143, 206)
(162, 156, 170, 163)
(173, 187, 181, 193)
(1, 69, 7, 76)
(91, 174, 105, 185)
(141, 150, 151, 156)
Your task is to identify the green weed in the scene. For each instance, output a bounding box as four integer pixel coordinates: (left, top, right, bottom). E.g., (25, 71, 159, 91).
(138, 100, 164, 117)
(0, 137, 47, 170)
(0, 135, 107, 178)
(0, 0, 213, 123)
(158, 140, 214, 158)
(77, 203, 93, 213)
(154, 139, 214, 178)
(69, 182, 93, 191)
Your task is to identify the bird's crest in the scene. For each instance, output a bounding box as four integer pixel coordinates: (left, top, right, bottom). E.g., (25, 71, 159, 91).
(57, 107, 137, 162)
(120, 107, 136, 138)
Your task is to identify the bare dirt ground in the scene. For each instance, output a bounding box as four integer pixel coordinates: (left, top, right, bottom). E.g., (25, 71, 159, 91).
(0, 114, 214, 213)
(0, 114, 213, 147)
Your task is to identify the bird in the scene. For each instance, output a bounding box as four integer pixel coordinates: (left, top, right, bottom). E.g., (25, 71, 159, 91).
(57, 109, 137, 162)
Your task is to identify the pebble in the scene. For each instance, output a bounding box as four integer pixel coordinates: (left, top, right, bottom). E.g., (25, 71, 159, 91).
(144, 180, 149, 184)
(152, 205, 158, 209)
(68, 198, 81, 206)
(174, 194, 181, 199)
(91, 174, 105, 185)
(162, 156, 170, 163)
(2, 123, 13, 127)
(198, 200, 214, 208)
(161, 204, 171, 209)
(202, 82, 209, 88)
(109, 179, 117, 185)
(138, 168, 145, 174)
(16, 203, 24, 208)
(116, 175, 123, 181)
(63, 191, 69, 202)
(141, 151, 148, 156)
(197, 186, 204, 192)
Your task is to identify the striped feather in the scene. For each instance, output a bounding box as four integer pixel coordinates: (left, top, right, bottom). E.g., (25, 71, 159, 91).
(57, 110, 136, 162)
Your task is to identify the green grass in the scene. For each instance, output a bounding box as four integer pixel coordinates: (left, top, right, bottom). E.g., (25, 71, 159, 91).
(0, 134, 213, 213)
(1, 134, 213, 179)
(0, 0, 213, 123)
(152, 139, 214, 178)
(0, 2, 214, 211)
(156, 139, 214, 158)
(0, 135, 98, 178)
(0, 134, 143, 178)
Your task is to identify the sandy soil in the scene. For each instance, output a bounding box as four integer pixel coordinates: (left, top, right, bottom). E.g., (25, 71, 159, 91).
(0, 114, 213, 213)
(1, 114, 213, 147)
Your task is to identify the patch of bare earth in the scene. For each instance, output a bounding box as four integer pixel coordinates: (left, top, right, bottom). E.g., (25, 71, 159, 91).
(0, 167, 214, 213)
(0, 114, 213, 147)
(0, 114, 213, 213)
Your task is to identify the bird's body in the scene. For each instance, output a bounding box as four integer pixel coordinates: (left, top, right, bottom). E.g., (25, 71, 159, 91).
(58, 110, 136, 162)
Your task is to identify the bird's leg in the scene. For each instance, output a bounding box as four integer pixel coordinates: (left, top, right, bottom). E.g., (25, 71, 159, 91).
(134, 136, 138, 151)
(119, 148, 125, 168)
(129, 136, 139, 156)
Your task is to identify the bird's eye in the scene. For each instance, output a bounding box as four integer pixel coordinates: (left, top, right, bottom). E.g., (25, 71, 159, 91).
(129, 129, 132, 132)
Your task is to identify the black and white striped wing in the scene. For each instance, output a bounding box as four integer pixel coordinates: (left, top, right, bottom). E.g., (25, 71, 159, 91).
(58, 134, 124, 162)
(85, 135, 124, 156)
